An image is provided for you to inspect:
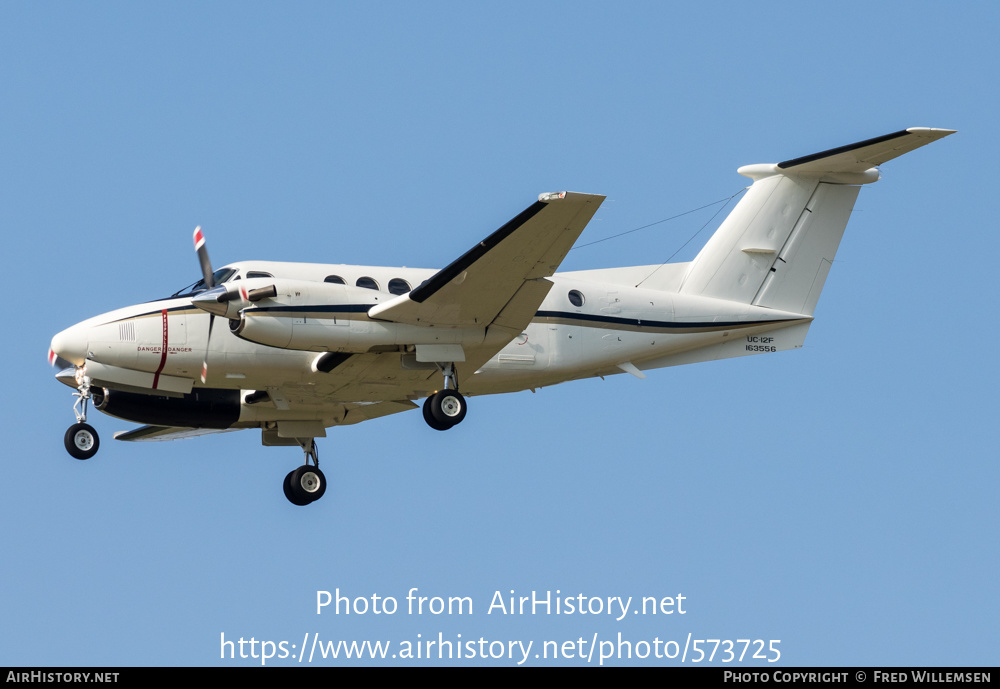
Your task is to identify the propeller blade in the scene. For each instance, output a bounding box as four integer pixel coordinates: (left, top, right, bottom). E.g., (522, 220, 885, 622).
(201, 314, 215, 384)
(193, 226, 216, 383)
(48, 348, 74, 370)
(193, 226, 214, 289)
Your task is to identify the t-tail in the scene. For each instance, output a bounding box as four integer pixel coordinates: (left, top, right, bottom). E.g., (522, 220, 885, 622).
(678, 127, 955, 316)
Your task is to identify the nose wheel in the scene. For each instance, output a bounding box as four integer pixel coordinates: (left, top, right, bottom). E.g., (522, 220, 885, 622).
(283, 439, 327, 506)
(63, 370, 101, 459)
(65, 422, 100, 460)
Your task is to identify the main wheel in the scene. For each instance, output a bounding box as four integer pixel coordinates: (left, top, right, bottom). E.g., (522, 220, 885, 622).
(430, 389, 467, 427)
(285, 465, 327, 505)
(283, 470, 311, 506)
(423, 392, 454, 431)
(64, 422, 100, 460)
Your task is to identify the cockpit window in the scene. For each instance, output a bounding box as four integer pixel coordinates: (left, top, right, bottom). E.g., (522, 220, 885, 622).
(170, 267, 238, 298)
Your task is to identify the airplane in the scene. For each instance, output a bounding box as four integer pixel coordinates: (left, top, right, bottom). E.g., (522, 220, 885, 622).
(49, 127, 954, 506)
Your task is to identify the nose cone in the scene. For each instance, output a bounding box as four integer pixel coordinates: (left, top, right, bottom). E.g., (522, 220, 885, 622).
(50, 323, 89, 366)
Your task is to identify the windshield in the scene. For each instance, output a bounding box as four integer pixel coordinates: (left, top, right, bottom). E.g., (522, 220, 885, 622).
(170, 267, 238, 298)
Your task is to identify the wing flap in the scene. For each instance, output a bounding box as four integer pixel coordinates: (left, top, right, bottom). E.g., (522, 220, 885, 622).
(341, 399, 419, 425)
(114, 425, 243, 442)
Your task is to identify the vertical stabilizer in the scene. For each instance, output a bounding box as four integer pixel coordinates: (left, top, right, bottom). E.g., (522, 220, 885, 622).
(678, 173, 822, 306)
(678, 128, 954, 315)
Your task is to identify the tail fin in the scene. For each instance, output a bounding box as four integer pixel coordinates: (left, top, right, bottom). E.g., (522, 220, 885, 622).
(679, 128, 955, 315)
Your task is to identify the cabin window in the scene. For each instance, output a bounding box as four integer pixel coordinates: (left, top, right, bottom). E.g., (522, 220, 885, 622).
(246, 271, 273, 279)
(568, 290, 585, 307)
(356, 276, 379, 290)
(324, 275, 346, 285)
(388, 278, 411, 295)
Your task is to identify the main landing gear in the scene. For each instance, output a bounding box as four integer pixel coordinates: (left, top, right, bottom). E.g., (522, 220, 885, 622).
(422, 363, 467, 431)
(283, 438, 327, 506)
(63, 370, 100, 460)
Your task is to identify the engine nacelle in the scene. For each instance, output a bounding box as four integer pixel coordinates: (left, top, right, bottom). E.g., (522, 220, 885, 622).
(192, 278, 355, 320)
(230, 309, 485, 353)
(94, 387, 241, 428)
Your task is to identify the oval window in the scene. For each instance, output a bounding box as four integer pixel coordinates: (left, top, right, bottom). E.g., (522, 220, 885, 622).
(324, 275, 346, 285)
(568, 290, 585, 307)
(388, 278, 411, 295)
(356, 276, 379, 290)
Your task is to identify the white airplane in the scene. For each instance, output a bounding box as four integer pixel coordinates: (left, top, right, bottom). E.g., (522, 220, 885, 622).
(49, 127, 954, 505)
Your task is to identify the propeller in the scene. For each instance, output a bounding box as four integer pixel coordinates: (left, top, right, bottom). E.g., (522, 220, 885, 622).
(188, 226, 279, 383)
(48, 347, 74, 370)
(193, 226, 216, 384)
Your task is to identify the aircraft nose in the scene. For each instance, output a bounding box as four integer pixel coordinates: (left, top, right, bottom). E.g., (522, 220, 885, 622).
(50, 324, 89, 366)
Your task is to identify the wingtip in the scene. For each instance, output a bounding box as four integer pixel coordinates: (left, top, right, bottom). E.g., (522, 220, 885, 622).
(906, 127, 957, 138)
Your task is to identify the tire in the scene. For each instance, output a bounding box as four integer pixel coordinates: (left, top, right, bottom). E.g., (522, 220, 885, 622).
(283, 470, 312, 506)
(430, 390, 467, 427)
(288, 465, 326, 504)
(64, 423, 100, 460)
(423, 392, 454, 431)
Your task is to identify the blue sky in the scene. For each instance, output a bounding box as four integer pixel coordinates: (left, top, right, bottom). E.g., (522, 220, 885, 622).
(2, 2, 996, 666)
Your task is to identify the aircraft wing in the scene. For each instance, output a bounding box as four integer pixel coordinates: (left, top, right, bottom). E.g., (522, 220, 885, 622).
(115, 398, 421, 442)
(114, 426, 244, 442)
(369, 192, 605, 330)
(777, 127, 956, 174)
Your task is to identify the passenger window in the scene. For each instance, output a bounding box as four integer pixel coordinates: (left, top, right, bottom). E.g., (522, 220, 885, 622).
(246, 271, 273, 279)
(388, 278, 411, 295)
(324, 275, 346, 284)
(356, 277, 379, 290)
(568, 290, 585, 307)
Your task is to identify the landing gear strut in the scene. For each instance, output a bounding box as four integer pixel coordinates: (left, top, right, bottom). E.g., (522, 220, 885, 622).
(423, 363, 467, 431)
(64, 370, 100, 460)
(283, 438, 327, 506)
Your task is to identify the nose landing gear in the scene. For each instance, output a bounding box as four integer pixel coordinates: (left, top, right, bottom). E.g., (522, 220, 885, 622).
(63, 370, 100, 460)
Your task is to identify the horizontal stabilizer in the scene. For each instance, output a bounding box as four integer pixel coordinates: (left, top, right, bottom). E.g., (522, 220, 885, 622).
(777, 127, 956, 175)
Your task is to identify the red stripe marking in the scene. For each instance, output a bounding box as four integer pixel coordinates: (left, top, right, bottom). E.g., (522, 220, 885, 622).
(193, 226, 205, 249)
(152, 309, 169, 389)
